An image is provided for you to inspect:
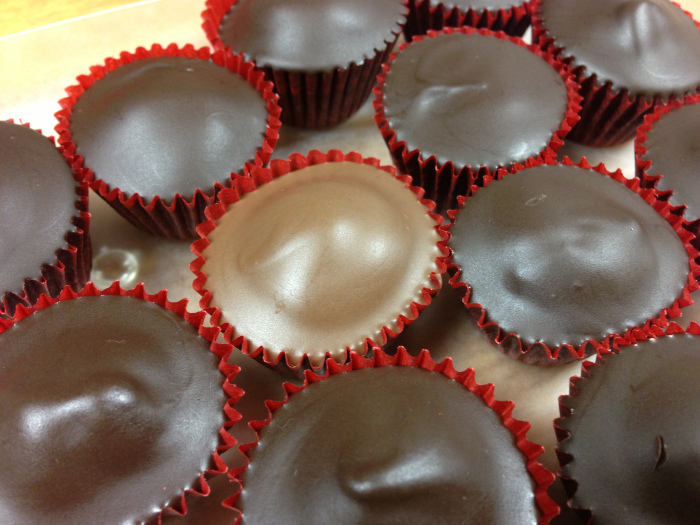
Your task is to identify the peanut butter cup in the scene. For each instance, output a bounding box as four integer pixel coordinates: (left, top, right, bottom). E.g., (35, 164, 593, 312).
(636, 95, 700, 224)
(192, 151, 446, 371)
(0, 284, 237, 524)
(556, 329, 700, 524)
(448, 161, 697, 364)
(203, 0, 408, 127)
(57, 44, 280, 239)
(231, 349, 559, 523)
(374, 28, 579, 211)
(533, 0, 700, 146)
(0, 121, 90, 318)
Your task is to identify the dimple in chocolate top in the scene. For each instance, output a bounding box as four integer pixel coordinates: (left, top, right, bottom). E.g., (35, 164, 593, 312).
(539, 0, 700, 98)
(450, 164, 689, 350)
(218, 0, 407, 71)
(239, 367, 540, 524)
(0, 295, 226, 524)
(0, 121, 78, 298)
(558, 335, 700, 524)
(201, 161, 441, 368)
(69, 56, 269, 201)
(642, 103, 700, 222)
(381, 31, 568, 171)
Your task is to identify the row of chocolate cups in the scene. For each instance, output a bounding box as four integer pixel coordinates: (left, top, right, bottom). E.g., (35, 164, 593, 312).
(6, 32, 696, 368)
(6, 23, 699, 372)
(202, 0, 700, 147)
(37, 0, 700, 243)
(41, 24, 575, 371)
(0, 281, 562, 523)
(42, 20, 700, 370)
(226, 327, 700, 524)
(2, 280, 698, 523)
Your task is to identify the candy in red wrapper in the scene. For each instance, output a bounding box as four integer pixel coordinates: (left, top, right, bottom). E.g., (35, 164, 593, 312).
(0, 120, 91, 318)
(403, 0, 535, 41)
(555, 323, 700, 524)
(56, 43, 281, 240)
(532, 0, 700, 147)
(445, 156, 700, 365)
(225, 347, 560, 524)
(373, 27, 581, 212)
(202, 0, 408, 128)
(635, 93, 700, 234)
(191, 149, 448, 374)
(0, 282, 241, 524)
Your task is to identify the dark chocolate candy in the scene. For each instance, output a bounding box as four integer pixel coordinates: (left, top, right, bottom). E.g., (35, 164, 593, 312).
(450, 164, 689, 350)
(218, 0, 407, 71)
(381, 31, 568, 171)
(69, 56, 268, 201)
(238, 366, 540, 524)
(558, 334, 700, 524)
(642, 102, 700, 222)
(0, 121, 79, 299)
(539, 0, 700, 98)
(0, 295, 226, 524)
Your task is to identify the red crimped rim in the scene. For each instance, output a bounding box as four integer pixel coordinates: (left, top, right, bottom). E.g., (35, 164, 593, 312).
(635, 93, 700, 218)
(443, 155, 700, 363)
(415, 0, 535, 24)
(0, 119, 91, 317)
(190, 148, 449, 373)
(223, 346, 560, 524)
(553, 321, 700, 521)
(404, 0, 535, 39)
(372, 26, 582, 180)
(202, 0, 409, 71)
(54, 42, 281, 211)
(0, 281, 244, 523)
(531, 0, 700, 104)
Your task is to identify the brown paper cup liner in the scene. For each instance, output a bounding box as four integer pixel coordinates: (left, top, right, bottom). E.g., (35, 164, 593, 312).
(202, 0, 407, 128)
(403, 0, 534, 41)
(444, 156, 700, 365)
(554, 322, 700, 522)
(0, 281, 243, 522)
(191, 149, 448, 376)
(0, 121, 91, 319)
(532, 0, 700, 147)
(373, 26, 582, 214)
(223, 346, 560, 524)
(55, 43, 281, 240)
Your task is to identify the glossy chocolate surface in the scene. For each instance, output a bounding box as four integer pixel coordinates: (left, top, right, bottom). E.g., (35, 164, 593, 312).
(559, 335, 700, 524)
(239, 367, 540, 524)
(202, 162, 441, 368)
(539, 0, 700, 98)
(70, 56, 268, 201)
(0, 121, 78, 297)
(643, 103, 700, 222)
(382, 31, 568, 171)
(0, 295, 225, 524)
(450, 164, 689, 349)
(219, 0, 406, 71)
